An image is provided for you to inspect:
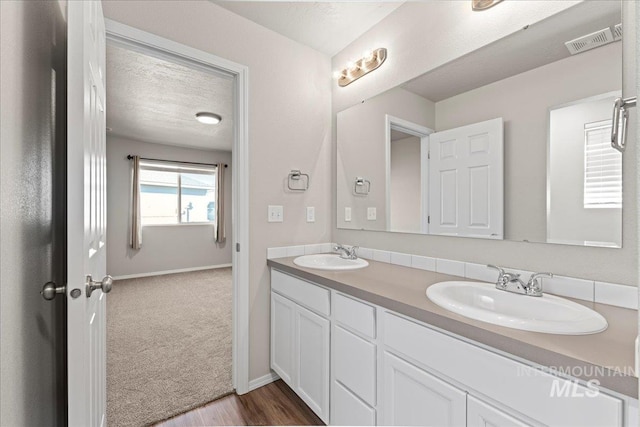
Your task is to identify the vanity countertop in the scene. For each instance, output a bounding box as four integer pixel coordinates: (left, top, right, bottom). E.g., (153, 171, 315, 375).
(268, 256, 638, 399)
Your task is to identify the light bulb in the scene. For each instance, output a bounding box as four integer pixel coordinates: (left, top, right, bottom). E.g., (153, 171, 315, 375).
(195, 112, 222, 125)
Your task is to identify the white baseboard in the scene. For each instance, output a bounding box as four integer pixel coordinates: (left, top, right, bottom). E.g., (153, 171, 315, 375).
(248, 371, 280, 392)
(112, 263, 232, 280)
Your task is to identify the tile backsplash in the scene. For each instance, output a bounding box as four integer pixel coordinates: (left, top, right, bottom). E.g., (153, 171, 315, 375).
(266, 243, 638, 311)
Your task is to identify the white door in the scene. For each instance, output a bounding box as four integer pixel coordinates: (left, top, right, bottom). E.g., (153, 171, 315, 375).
(467, 395, 532, 427)
(295, 304, 330, 423)
(381, 352, 467, 426)
(429, 118, 503, 239)
(67, 1, 109, 426)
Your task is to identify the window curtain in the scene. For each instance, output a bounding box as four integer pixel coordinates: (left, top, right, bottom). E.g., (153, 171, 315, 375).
(130, 155, 142, 249)
(215, 163, 226, 243)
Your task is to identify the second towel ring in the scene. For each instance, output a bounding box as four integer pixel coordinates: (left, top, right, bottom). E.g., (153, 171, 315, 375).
(354, 177, 371, 195)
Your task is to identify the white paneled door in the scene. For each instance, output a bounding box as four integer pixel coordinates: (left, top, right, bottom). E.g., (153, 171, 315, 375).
(429, 118, 504, 239)
(67, 1, 109, 426)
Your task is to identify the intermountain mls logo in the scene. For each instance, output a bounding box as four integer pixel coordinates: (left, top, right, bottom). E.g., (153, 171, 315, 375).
(550, 378, 600, 398)
(516, 365, 635, 398)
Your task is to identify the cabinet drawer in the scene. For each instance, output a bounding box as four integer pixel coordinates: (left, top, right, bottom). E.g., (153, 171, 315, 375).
(333, 325, 376, 406)
(271, 269, 330, 316)
(383, 312, 623, 427)
(333, 292, 376, 339)
(331, 381, 376, 426)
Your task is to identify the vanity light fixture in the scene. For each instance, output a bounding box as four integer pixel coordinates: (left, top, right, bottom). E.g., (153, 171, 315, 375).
(195, 112, 222, 125)
(472, 0, 503, 11)
(334, 48, 387, 87)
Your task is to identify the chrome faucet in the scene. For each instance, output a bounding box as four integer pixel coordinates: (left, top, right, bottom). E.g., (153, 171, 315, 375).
(487, 265, 553, 297)
(334, 244, 359, 260)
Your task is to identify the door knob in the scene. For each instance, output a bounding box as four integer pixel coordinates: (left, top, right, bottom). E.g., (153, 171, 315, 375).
(86, 274, 113, 297)
(41, 281, 66, 301)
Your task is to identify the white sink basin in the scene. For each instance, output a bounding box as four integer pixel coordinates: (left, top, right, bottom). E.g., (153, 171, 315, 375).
(293, 254, 369, 271)
(426, 281, 608, 335)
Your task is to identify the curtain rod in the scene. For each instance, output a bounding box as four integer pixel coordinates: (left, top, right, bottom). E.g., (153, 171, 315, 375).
(126, 155, 228, 168)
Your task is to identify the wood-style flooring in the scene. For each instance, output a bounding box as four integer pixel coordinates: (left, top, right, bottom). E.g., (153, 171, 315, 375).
(154, 380, 324, 426)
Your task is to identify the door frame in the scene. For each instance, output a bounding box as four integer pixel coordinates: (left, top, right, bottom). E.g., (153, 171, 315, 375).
(104, 20, 251, 394)
(384, 114, 433, 233)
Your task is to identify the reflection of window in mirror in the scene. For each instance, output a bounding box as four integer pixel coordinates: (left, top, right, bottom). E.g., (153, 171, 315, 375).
(548, 92, 622, 248)
(583, 120, 622, 209)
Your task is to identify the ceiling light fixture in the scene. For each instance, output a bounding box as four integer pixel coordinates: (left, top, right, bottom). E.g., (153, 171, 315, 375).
(334, 47, 387, 87)
(195, 112, 222, 125)
(472, 0, 503, 11)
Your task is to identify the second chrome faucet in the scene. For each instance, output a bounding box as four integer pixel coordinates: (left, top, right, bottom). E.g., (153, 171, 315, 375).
(487, 265, 553, 297)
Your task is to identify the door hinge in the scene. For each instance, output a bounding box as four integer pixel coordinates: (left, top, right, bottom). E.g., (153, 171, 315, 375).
(428, 215, 431, 224)
(236, 243, 240, 252)
(428, 150, 431, 160)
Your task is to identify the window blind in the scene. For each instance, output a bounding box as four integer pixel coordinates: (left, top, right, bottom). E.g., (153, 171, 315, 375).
(584, 120, 622, 208)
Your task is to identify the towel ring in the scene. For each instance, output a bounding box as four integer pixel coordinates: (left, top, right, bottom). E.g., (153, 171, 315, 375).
(288, 169, 310, 191)
(354, 177, 371, 195)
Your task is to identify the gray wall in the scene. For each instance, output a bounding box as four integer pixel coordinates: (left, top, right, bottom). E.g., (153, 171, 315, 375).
(0, 1, 67, 425)
(548, 95, 621, 246)
(390, 136, 422, 233)
(106, 135, 232, 277)
(435, 42, 621, 243)
(337, 87, 434, 230)
(333, 1, 639, 287)
(102, 0, 332, 381)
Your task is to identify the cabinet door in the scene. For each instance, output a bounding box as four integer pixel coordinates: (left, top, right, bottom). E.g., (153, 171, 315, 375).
(295, 304, 330, 423)
(271, 292, 295, 387)
(332, 380, 376, 426)
(467, 395, 532, 427)
(382, 351, 466, 426)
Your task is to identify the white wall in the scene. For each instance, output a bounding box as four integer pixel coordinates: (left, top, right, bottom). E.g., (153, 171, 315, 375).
(106, 135, 232, 277)
(0, 1, 66, 425)
(548, 96, 622, 246)
(332, 1, 639, 286)
(390, 136, 422, 233)
(102, 0, 332, 382)
(337, 87, 434, 230)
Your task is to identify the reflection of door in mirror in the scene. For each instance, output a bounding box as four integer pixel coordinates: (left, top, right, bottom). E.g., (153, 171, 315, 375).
(429, 118, 504, 240)
(548, 92, 622, 247)
(387, 117, 432, 234)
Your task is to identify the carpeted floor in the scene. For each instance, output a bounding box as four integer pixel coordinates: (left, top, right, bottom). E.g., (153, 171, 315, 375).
(107, 268, 233, 427)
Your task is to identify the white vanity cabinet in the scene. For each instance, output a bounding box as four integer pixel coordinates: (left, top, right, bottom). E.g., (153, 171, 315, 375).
(270, 270, 330, 423)
(270, 268, 632, 427)
(331, 293, 378, 425)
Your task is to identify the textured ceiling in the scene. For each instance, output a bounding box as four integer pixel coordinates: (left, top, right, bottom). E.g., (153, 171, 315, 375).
(106, 45, 234, 151)
(403, 1, 620, 102)
(212, 1, 405, 55)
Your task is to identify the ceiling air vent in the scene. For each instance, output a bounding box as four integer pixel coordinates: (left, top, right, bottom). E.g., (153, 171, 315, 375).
(613, 23, 623, 41)
(565, 27, 614, 55)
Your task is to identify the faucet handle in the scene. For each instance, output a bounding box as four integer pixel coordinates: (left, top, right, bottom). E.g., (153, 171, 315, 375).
(528, 272, 553, 284)
(527, 272, 553, 296)
(487, 264, 505, 277)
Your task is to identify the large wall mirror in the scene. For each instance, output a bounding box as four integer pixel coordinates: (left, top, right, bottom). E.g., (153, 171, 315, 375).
(337, 1, 627, 248)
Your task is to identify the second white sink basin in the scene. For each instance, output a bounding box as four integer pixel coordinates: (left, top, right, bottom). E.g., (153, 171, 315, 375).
(426, 281, 608, 335)
(293, 254, 369, 271)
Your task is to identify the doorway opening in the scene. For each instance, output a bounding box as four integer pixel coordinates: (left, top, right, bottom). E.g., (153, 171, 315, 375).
(104, 21, 249, 426)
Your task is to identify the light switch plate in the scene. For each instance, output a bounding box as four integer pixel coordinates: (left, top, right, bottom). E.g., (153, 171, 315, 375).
(367, 207, 377, 221)
(268, 205, 283, 222)
(345, 207, 352, 222)
(306, 207, 315, 222)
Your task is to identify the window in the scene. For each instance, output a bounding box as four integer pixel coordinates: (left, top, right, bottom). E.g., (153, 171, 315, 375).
(139, 161, 217, 225)
(584, 120, 622, 209)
